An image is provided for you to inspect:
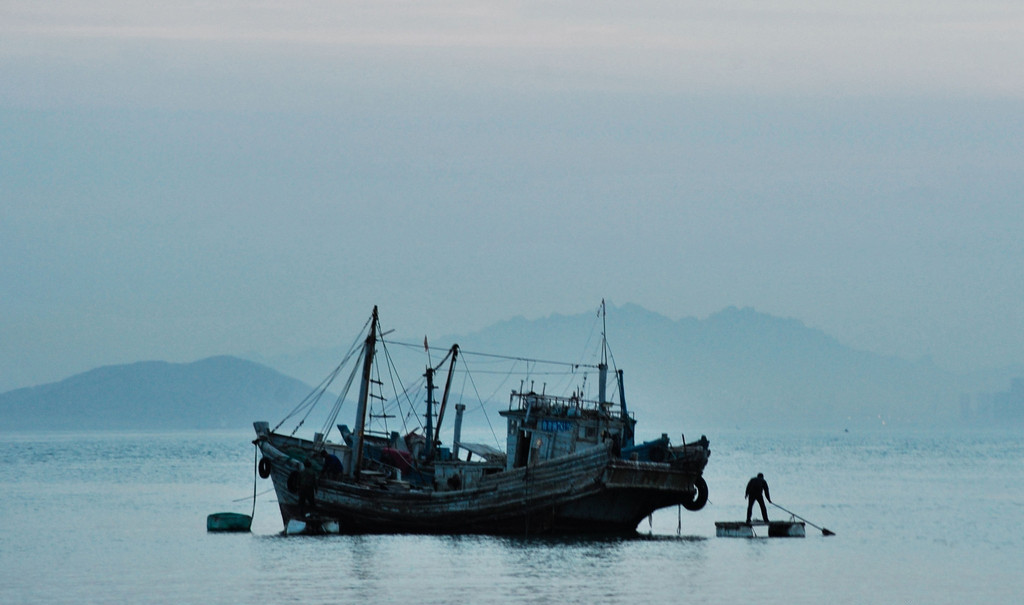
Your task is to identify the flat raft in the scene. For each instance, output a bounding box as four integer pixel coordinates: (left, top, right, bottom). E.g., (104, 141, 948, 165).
(716, 520, 805, 538)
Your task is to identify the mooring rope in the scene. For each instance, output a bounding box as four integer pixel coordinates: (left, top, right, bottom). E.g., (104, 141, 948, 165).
(250, 443, 258, 519)
(233, 488, 274, 503)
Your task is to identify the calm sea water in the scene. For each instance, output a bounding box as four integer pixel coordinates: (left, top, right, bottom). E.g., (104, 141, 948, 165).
(1, 428, 1021, 604)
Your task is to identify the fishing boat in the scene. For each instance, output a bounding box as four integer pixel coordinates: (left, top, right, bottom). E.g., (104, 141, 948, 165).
(253, 305, 710, 535)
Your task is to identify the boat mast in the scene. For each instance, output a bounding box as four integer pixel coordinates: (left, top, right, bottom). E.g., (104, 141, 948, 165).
(618, 369, 634, 447)
(433, 344, 460, 449)
(598, 299, 608, 405)
(349, 306, 378, 479)
(451, 403, 466, 458)
(423, 365, 436, 462)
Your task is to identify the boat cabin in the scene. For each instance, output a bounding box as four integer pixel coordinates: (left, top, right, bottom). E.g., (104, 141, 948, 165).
(499, 389, 636, 470)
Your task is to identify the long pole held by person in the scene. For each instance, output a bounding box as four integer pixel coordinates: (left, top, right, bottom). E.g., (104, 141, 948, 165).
(771, 502, 836, 536)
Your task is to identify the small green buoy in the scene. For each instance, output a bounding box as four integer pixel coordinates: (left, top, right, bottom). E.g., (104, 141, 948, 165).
(206, 512, 252, 532)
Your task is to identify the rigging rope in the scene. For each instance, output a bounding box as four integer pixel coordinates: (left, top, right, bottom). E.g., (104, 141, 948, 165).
(265, 309, 616, 452)
(275, 362, 342, 434)
(386, 339, 594, 370)
(378, 338, 423, 435)
(318, 347, 364, 438)
(459, 354, 503, 449)
(276, 314, 370, 434)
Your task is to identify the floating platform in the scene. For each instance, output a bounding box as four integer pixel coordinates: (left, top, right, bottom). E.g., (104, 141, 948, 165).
(715, 520, 805, 538)
(206, 512, 252, 532)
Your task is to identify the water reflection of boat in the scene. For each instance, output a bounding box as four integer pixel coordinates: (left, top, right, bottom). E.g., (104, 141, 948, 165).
(253, 304, 710, 535)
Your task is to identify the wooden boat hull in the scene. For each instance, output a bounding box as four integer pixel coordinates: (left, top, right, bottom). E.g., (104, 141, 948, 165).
(257, 432, 705, 535)
(715, 520, 805, 538)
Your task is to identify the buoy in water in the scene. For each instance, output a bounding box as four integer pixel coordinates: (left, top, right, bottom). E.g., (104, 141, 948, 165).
(206, 512, 252, 532)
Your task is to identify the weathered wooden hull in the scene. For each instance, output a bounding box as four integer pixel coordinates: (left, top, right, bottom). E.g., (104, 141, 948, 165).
(257, 432, 705, 535)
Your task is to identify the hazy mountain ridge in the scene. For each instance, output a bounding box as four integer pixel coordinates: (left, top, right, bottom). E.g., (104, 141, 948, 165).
(4, 305, 1021, 432)
(0, 356, 313, 431)
(448, 304, 965, 430)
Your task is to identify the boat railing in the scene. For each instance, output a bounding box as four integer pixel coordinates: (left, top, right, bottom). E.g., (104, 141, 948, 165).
(507, 390, 627, 420)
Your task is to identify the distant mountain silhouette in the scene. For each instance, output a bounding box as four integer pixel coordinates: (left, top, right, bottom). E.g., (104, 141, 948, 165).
(5, 305, 1019, 433)
(442, 303, 970, 431)
(0, 356, 315, 431)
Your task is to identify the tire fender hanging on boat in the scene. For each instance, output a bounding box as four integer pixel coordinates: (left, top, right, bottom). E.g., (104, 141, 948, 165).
(681, 476, 709, 511)
(258, 457, 272, 479)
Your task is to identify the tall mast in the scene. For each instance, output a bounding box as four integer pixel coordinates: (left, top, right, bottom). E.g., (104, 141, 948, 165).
(598, 299, 608, 404)
(349, 306, 378, 479)
(433, 344, 460, 448)
(423, 365, 435, 462)
(618, 369, 633, 447)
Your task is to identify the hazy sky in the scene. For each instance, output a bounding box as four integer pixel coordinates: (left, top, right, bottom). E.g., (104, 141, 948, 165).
(2, 1, 1022, 391)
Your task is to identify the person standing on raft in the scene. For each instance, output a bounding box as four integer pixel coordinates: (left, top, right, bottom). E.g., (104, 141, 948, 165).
(745, 473, 771, 523)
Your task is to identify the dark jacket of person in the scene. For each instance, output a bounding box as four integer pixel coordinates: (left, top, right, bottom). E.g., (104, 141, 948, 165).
(321, 452, 344, 476)
(745, 475, 771, 502)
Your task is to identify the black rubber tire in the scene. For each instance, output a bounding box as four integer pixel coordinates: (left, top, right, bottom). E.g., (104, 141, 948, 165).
(258, 457, 272, 479)
(682, 476, 709, 511)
